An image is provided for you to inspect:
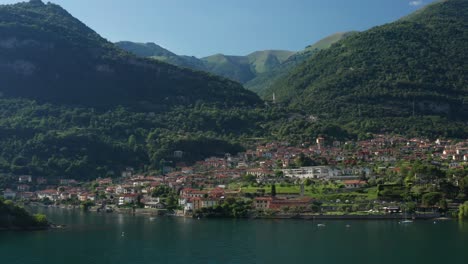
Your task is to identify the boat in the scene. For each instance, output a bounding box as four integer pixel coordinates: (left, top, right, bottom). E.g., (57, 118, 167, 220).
(400, 220, 413, 224)
(399, 205, 413, 224)
(317, 224, 326, 227)
(149, 217, 156, 221)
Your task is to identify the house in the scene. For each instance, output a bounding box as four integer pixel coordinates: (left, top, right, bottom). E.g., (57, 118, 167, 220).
(3, 189, 16, 199)
(383, 206, 401, 214)
(97, 178, 113, 185)
(254, 197, 272, 210)
(282, 166, 338, 179)
(118, 194, 137, 205)
(174, 150, 184, 158)
(17, 184, 30, 192)
(115, 185, 136, 195)
(316, 137, 325, 149)
(246, 168, 274, 178)
(184, 199, 194, 213)
(18, 175, 32, 183)
(142, 197, 166, 209)
(121, 167, 134, 178)
(36, 177, 48, 185)
(342, 180, 367, 189)
(60, 179, 77, 186)
(180, 188, 207, 198)
(17, 192, 35, 200)
(78, 193, 96, 202)
(37, 189, 58, 201)
(192, 197, 219, 211)
(181, 167, 194, 174)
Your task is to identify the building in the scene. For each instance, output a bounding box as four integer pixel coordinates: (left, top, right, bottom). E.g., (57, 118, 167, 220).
(121, 167, 134, 178)
(18, 175, 32, 183)
(60, 179, 77, 186)
(192, 197, 219, 211)
(37, 189, 58, 201)
(142, 197, 166, 209)
(36, 177, 48, 185)
(78, 193, 96, 202)
(3, 189, 16, 200)
(316, 137, 325, 149)
(17, 184, 30, 192)
(282, 166, 338, 179)
(118, 194, 137, 205)
(342, 180, 367, 189)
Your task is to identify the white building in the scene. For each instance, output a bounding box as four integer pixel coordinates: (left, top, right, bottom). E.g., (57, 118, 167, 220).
(3, 189, 16, 200)
(282, 166, 339, 179)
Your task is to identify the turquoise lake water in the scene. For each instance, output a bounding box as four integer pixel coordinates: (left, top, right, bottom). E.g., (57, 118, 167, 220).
(1, 208, 467, 264)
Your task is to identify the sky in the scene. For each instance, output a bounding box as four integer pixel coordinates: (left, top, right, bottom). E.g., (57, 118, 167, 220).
(0, 0, 436, 57)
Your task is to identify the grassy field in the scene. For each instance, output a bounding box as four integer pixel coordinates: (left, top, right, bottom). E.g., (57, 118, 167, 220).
(229, 183, 378, 202)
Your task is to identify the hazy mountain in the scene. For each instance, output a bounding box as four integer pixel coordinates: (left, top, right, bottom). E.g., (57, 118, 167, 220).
(117, 33, 353, 94)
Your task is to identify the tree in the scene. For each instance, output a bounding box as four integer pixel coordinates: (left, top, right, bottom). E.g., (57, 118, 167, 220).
(271, 184, 277, 197)
(459, 202, 468, 221)
(421, 192, 443, 207)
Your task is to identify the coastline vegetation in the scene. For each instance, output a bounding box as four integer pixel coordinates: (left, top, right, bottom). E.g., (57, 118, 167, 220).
(0, 198, 49, 230)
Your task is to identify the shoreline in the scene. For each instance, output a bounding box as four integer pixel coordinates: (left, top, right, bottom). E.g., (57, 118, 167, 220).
(30, 203, 446, 221)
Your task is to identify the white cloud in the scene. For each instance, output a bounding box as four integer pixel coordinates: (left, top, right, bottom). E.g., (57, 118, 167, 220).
(409, 0, 424, 6)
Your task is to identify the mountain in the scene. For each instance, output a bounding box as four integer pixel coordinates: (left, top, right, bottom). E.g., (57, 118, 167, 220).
(117, 34, 353, 95)
(114, 41, 206, 71)
(244, 32, 357, 95)
(266, 0, 468, 133)
(0, 1, 261, 109)
(0, 0, 266, 180)
(115, 41, 176, 58)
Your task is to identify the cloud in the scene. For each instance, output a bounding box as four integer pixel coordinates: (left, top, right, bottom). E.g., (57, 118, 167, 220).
(409, 0, 424, 6)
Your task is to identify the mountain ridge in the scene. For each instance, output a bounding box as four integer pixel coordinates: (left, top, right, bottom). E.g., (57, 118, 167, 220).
(116, 32, 354, 94)
(0, 0, 261, 109)
(265, 0, 468, 128)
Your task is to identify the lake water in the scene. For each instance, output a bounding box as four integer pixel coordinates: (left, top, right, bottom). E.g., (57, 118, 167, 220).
(1, 208, 467, 264)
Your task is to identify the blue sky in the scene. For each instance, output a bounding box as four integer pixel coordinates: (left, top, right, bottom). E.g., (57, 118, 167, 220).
(1, 0, 435, 57)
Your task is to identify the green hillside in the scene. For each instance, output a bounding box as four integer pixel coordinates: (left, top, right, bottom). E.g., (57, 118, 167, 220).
(304, 32, 357, 52)
(266, 0, 468, 135)
(0, 1, 260, 109)
(0, 0, 266, 179)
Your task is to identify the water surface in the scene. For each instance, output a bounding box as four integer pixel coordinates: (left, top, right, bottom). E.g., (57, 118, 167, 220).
(1, 208, 467, 264)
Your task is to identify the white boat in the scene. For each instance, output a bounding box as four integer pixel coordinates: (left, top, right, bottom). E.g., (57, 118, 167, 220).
(317, 224, 326, 227)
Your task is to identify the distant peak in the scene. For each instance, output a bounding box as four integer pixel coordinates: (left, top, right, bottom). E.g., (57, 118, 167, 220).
(29, 0, 44, 5)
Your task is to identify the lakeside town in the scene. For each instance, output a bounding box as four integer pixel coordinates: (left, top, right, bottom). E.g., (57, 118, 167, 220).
(2, 134, 468, 219)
